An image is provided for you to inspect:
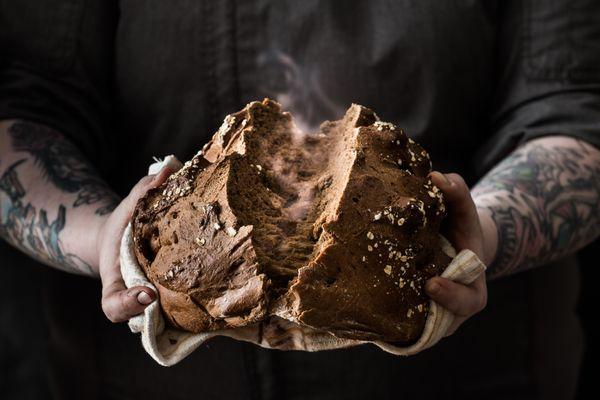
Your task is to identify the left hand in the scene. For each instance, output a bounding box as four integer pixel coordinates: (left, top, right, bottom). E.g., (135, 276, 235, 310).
(425, 171, 494, 336)
(96, 166, 174, 323)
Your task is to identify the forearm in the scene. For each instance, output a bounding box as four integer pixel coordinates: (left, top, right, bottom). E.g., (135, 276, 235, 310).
(0, 120, 119, 276)
(472, 135, 600, 279)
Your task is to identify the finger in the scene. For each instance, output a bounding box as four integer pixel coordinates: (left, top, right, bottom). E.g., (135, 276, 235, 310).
(429, 172, 479, 232)
(429, 171, 483, 252)
(98, 167, 173, 294)
(102, 282, 156, 323)
(425, 276, 486, 317)
(99, 166, 174, 269)
(120, 166, 174, 218)
(444, 316, 467, 337)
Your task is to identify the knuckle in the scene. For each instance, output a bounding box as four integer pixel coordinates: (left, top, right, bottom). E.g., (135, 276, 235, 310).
(139, 174, 156, 186)
(475, 295, 487, 313)
(456, 301, 476, 318)
(135, 176, 156, 194)
(447, 173, 468, 190)
(125, 176, 157, 205)
(450, 300, 468, 316)
(446, 172, 461, 182)
(101, 302, 119, 323)
(480, 295, 488, 311)
(456, 306, 471, 318)
(119, 292, 134, 314)
(121, 290, 144, 316)
(457, 180, 469, 193)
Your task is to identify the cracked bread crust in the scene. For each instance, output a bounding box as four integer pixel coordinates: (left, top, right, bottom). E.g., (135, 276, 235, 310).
(278, 105, 451, 342)
(132, 99, 451, 342)
(132, 154, 269, 332)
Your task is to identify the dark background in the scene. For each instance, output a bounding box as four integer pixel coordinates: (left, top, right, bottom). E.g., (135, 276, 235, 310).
(575, 239, 597, 399)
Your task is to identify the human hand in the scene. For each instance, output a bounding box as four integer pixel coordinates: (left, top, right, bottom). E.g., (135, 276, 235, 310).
(96, 167, 173, 323)
(425, 172, 494, 336)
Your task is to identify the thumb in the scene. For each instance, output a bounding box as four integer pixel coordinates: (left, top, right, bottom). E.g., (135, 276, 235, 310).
(429, 171, 482, 249)
(101, 281, 156, 323)
(121, 166, 174, 220)
(425, 276, 485, 317)
(98, 167, 170, 323)
(429, 172, 478, 227)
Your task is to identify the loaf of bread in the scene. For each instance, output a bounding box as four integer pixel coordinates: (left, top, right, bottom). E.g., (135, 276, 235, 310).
(132, 99, 451, 343)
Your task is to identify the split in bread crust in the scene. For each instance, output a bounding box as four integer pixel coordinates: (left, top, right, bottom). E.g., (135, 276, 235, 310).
(132, 99, 451, 343)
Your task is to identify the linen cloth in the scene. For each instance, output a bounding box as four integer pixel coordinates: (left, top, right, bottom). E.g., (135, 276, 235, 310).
(120, 156, 486, 366)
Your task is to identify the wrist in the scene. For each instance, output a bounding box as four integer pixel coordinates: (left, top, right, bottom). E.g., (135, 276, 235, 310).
(476, 206, 498, 267)
(91, 213, 112, 277)
(53, 207, 108, 278)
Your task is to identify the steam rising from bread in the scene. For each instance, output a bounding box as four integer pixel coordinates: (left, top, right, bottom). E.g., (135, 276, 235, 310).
(257, 50, 344, 136)
(254, 49, 345, 222)
(268, 154, 315, 222)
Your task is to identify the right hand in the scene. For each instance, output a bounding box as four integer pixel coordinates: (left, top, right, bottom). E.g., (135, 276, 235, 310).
(425, 171, 488, 336)
(96, 167, 173, 323)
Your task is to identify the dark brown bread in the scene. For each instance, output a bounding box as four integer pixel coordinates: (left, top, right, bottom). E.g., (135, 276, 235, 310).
(132, 99, 451, 343)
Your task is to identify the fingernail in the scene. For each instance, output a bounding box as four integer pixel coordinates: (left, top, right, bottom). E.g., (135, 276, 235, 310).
(137, 291, 153, 305)
(426, 281, 440, 295)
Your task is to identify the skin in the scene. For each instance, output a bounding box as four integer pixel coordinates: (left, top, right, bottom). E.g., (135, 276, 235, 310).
(1, 119, 599, 329)
(0, 119, 169, 321)
(426, 171, 489, 336)
(427, 136, 600, 334)
(97, 167, 173, 321)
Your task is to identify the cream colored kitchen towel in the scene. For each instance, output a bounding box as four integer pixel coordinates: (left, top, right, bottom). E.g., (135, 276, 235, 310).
(120, 156, 486, 366)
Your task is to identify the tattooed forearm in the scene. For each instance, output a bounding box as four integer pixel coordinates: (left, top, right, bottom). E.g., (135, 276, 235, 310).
(8, 122, 119, 215)
(0, 158, 94, 274)
(0, 120, 119, 276)
(472, 136, 600, 279)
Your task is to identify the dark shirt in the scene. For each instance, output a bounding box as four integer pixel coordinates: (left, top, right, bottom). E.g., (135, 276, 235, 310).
(1, 1, 599, 399)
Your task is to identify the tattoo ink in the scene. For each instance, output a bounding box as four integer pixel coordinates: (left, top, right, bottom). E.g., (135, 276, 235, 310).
(0, 159, 94, 275)
(473, 140, 600, 278)
(9, 122, 119, 215)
